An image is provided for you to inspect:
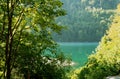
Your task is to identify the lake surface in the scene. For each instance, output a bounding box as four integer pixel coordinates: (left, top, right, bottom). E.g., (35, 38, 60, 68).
(58, 42, 98, 68)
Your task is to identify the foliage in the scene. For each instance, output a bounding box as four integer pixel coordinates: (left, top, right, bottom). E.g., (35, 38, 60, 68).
(72, 4, 120, 79)
(84, 0, 120, 9)
(0, 0, 69, 79)
(66, 68, 81, 79)
(53, 0, 120, 42)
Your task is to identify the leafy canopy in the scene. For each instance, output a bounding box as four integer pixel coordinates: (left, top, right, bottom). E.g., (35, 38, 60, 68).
(0, 0, 68, 79)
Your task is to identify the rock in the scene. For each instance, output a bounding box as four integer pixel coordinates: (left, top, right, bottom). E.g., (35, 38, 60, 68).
(106, 76, 120, 79)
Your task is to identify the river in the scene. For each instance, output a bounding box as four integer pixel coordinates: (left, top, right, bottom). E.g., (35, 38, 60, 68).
(58, 42, 98, 68)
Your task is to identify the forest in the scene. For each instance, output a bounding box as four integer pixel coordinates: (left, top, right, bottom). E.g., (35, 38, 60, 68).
(53, 0, 120, 42)
(0, 0, 120, 79)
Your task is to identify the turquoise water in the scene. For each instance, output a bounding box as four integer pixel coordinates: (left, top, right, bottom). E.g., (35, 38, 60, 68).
(58, 42, 98, 67)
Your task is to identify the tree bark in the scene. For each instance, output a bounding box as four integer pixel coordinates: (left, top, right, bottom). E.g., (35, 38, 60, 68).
(6, 0, 14, 79)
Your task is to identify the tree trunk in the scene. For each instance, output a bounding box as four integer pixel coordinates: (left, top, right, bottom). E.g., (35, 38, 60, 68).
(6, 0, 14, 78)
(27, 71, 30, 79)
(6, 60, 11, 79)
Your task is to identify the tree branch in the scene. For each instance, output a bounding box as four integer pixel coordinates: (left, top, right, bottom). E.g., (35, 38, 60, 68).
(12, 9, 24, 37)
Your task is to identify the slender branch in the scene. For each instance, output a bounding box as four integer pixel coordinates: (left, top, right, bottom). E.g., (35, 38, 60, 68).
(9, 0, 25, 74)
(10, 27, 24, 72)
(12, 9, 24, 37)
(6, 0, 10, 64)
(4, 0, 10, 78)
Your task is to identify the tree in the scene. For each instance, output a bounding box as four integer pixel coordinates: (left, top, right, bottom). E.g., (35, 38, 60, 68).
(0, 0, 67, 79)
(76, 4, 120, 79)
(53, 0, 117, 42)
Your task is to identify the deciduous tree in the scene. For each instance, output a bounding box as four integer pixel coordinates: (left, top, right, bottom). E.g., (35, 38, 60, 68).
(0, 0, 67, 79)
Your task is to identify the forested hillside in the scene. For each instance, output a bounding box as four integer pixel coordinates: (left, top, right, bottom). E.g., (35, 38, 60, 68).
(53, 0, 120, 42)
(69, 4, 120, 79)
